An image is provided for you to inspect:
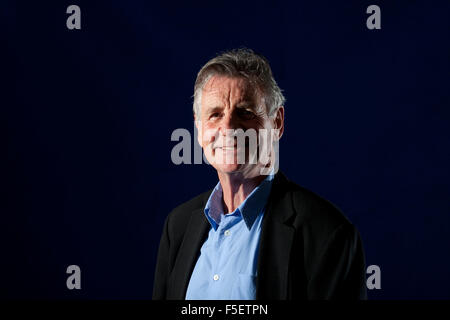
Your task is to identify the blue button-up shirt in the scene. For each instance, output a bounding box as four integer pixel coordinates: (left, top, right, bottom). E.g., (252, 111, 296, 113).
(185, 173, 274, 300)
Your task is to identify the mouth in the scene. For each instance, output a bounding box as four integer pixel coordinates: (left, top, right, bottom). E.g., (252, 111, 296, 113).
(214, 145, 237, 150)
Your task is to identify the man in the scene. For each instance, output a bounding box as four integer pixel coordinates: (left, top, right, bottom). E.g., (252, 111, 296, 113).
(153, 49, 367, 300)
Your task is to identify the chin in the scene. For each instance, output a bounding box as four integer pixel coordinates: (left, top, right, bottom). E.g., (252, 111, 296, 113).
(206, 149, 252, 174)
(214, 163, 243, 174)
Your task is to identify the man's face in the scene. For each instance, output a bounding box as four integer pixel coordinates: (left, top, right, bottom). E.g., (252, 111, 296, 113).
(195, 75, 282, 176)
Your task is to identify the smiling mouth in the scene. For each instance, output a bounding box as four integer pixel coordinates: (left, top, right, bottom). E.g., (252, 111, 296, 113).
(214, 145, 237, 150)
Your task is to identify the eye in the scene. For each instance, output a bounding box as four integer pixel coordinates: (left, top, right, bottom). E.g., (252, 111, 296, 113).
(209, 112, 221, 119)
(237, 109, 256, 120)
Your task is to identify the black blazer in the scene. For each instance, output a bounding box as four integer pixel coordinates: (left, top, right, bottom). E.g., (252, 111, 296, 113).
(153, 171, 367, 300)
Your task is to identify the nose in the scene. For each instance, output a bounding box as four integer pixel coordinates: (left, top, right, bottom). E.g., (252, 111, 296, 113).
(219, 112, 238, 136)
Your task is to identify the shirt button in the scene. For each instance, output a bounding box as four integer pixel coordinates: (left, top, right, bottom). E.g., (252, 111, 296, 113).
(213, 274, 220, 281)
(224, 230, 231, 236)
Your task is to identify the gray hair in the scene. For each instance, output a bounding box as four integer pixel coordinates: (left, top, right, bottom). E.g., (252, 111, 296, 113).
(193, 48, 285, 117)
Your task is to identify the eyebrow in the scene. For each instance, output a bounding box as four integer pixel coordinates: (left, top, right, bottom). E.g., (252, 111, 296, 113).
(204, 101, 255, 113)
(236, 102, 255, 109)
(204, 106, 223, 114)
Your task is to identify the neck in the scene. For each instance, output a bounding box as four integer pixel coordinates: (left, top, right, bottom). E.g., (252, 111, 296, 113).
(218, 170, 266, 214)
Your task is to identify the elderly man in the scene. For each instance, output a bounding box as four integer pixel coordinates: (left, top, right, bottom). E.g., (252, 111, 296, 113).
(153, 49, 367, 300)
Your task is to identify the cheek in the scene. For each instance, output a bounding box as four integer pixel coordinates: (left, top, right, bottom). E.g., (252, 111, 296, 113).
(201, 123, 219, 145)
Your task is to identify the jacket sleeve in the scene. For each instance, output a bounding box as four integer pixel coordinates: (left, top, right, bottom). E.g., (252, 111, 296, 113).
(152, 215, 171, 300)
(307, 223, 367, 300)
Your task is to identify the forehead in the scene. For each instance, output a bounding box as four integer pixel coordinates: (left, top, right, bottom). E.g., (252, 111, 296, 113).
(201, 76, 259, 106)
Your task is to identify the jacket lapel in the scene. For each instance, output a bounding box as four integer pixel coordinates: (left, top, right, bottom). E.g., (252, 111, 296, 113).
(168, 207, 210, 299)
(256, 171, 296, 299)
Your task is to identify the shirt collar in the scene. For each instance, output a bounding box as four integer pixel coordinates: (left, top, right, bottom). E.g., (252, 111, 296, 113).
(204, 172, 274, 231)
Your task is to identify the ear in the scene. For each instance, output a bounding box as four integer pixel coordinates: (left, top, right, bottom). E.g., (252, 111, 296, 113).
(272, 106, 284, 140)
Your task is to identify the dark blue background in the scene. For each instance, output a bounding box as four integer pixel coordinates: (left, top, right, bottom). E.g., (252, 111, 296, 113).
(2, 0, 449, 299)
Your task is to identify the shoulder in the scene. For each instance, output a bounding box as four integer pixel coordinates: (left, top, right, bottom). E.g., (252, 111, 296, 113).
(292, 182, 349, 228)
(165, 189, 212, 230)
(272, 172, 354, 237)
(272, 172, 363, 273)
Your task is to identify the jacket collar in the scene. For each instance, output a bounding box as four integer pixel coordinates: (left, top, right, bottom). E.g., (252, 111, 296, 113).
(256, 170, 296, 299)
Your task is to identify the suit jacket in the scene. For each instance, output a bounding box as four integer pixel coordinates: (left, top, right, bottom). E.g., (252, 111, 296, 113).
(153, 171, 367, 300)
